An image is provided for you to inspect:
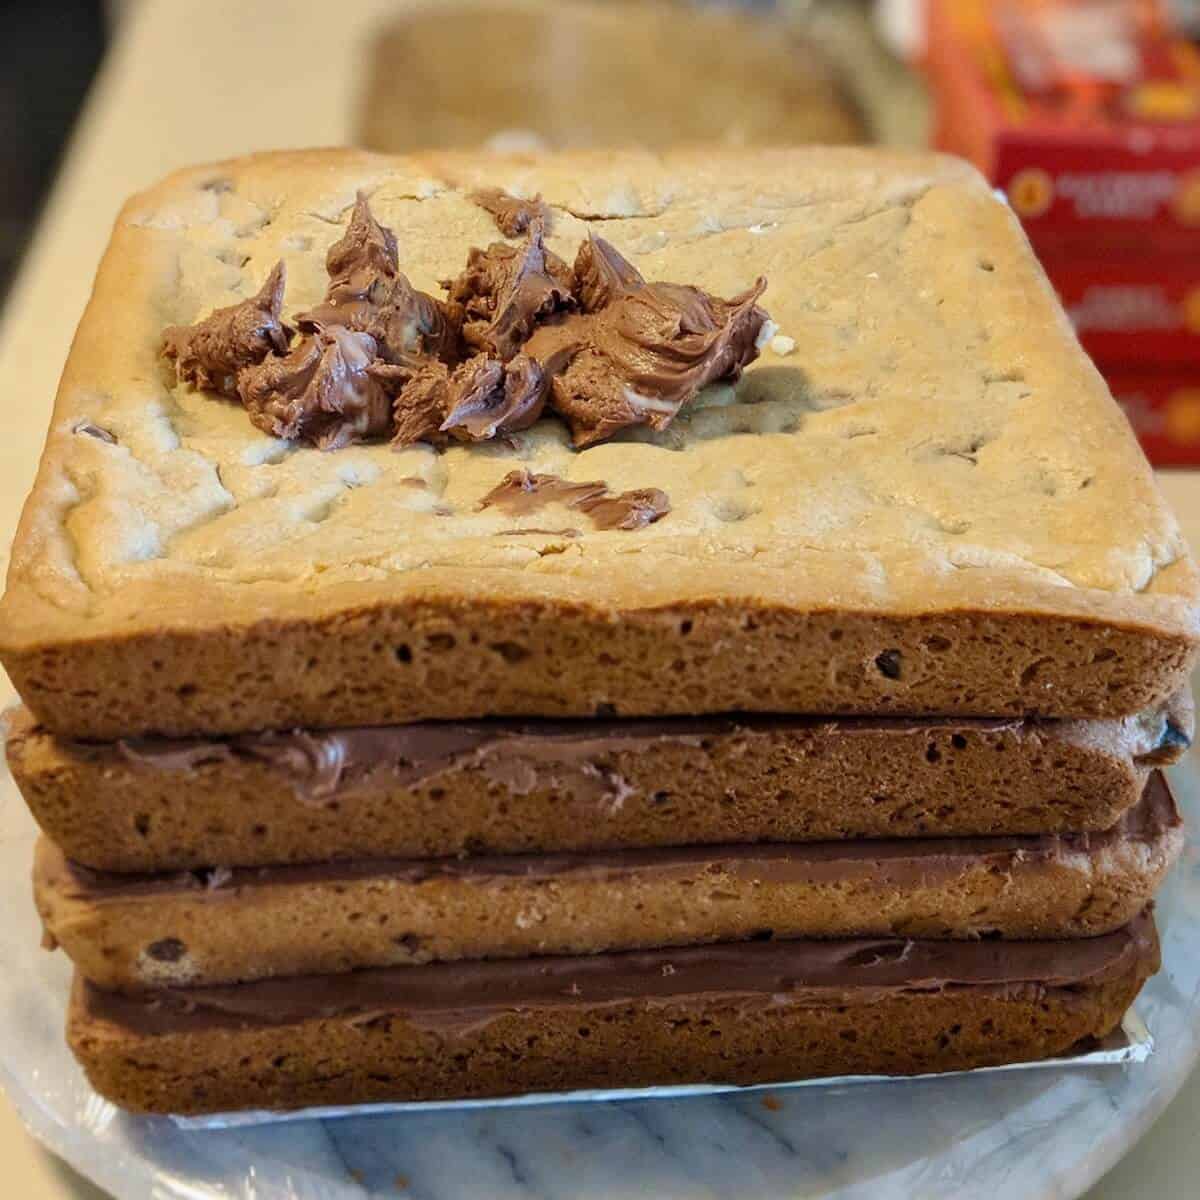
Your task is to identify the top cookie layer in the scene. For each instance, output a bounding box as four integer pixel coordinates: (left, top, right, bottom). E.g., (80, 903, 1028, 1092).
(2, 148, 1196, 735)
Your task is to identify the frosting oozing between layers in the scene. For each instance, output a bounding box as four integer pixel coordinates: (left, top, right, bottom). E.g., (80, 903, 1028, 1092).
(80, 910, 1159, 1036)
(41, 771, 1181, 900)
(107, 705, 1190, 805)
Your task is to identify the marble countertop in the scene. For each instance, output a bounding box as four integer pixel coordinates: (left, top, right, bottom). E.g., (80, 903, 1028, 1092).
(0, 2, 1195, 1195)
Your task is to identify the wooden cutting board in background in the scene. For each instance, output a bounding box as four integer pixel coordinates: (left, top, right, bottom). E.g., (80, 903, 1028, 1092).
(357, 0, 867, 152)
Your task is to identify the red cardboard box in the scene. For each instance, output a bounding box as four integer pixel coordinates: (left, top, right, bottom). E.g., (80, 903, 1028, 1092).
(1106, 369, 1200, 464)
(927, 0, 1200, 242)
(1040, 247, 1200, 364)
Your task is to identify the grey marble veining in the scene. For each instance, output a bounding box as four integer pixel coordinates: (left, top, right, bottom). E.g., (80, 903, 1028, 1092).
(1, 732, 1197, 1200)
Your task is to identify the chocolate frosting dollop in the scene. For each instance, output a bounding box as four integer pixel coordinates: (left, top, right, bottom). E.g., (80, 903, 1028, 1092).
(471, 188, 554, 237)
(295, 192, 458, 364)
(296, 190, 398, 331)
(79, 911, 1158, 1038)
(157, 188, 772, 464)
(573, 234, 645, 313)
(368, 275, 461, 365)
(440, 353, 547, 441)
(161, 261, 292, 396)
(526, 236, 769, 446)
(375, 357, 454, 447)
(237, 325, 392, 450)
(381, 354, 548, 447)
(444, 225, 574, 362)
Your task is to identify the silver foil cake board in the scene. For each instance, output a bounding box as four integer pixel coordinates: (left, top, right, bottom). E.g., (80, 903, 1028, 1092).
(173, 1009, 1153, 1130)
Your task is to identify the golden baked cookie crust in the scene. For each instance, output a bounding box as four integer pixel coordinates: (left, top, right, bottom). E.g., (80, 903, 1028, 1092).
(2, 148, 1196, 735)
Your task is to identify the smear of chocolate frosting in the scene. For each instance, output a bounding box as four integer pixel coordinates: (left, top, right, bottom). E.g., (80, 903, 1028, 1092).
(237, 325, 391, 450)
(480, 470, 608, 514)
(94, 704, 1191, 810)
(79, 911, 1158, 1037)
(444, 226, 574, 361)
(479, 469, 669, 530)
(161, 261, 292, 396)
(525, 236, 769, 446)
(497, 527, 582, 538)
(577, 487, 671, 531)
(295, 192, 458, 364)
(471, 188, 554, 237)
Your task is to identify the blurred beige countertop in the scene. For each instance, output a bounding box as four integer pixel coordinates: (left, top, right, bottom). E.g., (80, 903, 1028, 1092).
(0, 1, 1194, 1195)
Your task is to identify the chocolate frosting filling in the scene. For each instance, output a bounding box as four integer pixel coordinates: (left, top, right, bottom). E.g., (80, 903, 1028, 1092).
(107, 707, 1188, 808)
(80, 910, 1158, 1037)
(46, 772, 1179, 902)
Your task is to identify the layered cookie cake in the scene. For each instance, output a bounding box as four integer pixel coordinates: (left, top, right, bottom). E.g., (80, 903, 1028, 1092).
(2, 148, 1195, 1115)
